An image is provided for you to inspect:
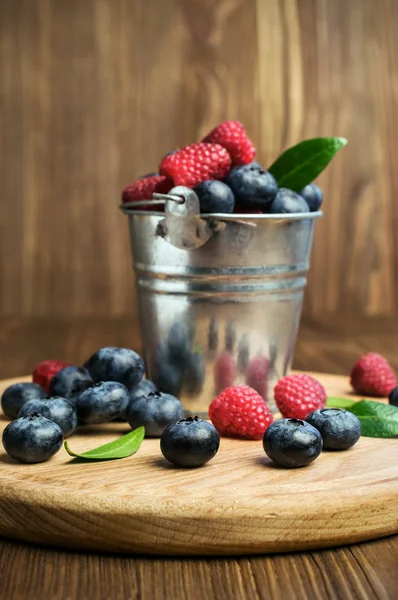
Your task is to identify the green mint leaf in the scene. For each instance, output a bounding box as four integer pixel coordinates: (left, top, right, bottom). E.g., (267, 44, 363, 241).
(348, 400, 398, 438)
(326, 397, 356, 410)
(268, 137, 347, 191)
(64, 426, 145, 461)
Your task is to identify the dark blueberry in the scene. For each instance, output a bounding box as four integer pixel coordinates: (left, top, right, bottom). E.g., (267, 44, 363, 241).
(140, 172, 159, 178)
(306, 408, 361, 450)
(151, 344, 183, 397)
(268, 188, 309, 214)
(263, 418, 323, 468)
(130, 378, 157, 399)
(1, 382, 46, 420)
(160, 416, 220, 468)
(183, 352, 205, 396)
(19, 397, 78, 438)
(120, 379, 158, 420)
(225, 163, 278, 210)
(162, 149, 177, 159)
(49, 366, 93, 402)
(126, 391, 184, 437)
(208, 317, 219, 352)
(250, 160, 265, 169)
(225, 320, 236, 352)
(193, 180, 235, 214)
(2, 413, 63, 463)
(388, 387, 398, 407)
(299, 183, 323, 212)
(76, 382, 129, 425)
(167, 322, 191, 362)
(238, 334, 250, 373)
(85, 347, 145, 388)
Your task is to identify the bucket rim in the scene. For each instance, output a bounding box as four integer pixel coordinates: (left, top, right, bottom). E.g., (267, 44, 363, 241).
(120, 204, 322, 222)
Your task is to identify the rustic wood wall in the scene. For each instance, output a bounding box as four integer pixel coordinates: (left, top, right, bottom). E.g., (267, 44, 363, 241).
(1, 0, 397, 318)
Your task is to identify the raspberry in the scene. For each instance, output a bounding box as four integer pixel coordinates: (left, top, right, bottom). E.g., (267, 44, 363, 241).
(209, 385, 273, 440)
(202, 121, 255, 166)
(245, 355, 269, 400)
(159, 143, 231, 188)
(32, 360, 71, 394)
(214, 351, 237, 394)
(274, 374, 327, 420)
(350, 353, 396, 397)
(121, 175, 173, 209)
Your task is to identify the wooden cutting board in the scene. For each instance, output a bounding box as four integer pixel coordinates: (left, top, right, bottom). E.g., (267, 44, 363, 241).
(0, 372, 397, 556)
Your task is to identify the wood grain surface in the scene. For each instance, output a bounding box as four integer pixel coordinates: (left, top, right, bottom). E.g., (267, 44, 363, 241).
(0, 316, 397, 599)
(1, 0, 398, 319)
(1, 372, 397, 556)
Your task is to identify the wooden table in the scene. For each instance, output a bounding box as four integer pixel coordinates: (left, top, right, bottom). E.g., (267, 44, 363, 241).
(0, 315, 397, 600)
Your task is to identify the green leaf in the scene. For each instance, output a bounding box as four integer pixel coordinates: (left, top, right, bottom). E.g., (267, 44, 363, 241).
(268, 137, 348, 192)
(348, 400, 398, 438)
(326, 397, 356, 410)
(327, 398, 398, 437)
(64, 426, 145, 461)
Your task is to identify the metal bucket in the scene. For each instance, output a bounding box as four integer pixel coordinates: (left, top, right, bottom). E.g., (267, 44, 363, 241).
(122, 187, 321, 415)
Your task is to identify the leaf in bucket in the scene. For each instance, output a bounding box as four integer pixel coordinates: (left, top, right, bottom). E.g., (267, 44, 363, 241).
(326, 397, 356, 410)
(65, 426, 145, 460)
(348, 400, 398, 438)
(268, 137, 347, 191)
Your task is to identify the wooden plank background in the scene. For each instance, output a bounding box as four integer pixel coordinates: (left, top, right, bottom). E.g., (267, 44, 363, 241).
(0, 0, 397, 318)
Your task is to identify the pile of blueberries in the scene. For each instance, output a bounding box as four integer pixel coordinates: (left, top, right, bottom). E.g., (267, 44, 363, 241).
(193, 162, 323, 215)
(1, 347, 219, 468)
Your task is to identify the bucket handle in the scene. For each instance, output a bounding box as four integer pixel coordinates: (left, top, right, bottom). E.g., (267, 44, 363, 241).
(120, 187, 256, 250)
(120, 192, 185, 211)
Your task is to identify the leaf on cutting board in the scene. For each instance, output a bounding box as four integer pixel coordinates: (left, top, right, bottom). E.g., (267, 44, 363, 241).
(268, 137, 348, 192)
(64, 426, 145, 460)
(326, 397, 356, 410)
(348, 400, 398, 438)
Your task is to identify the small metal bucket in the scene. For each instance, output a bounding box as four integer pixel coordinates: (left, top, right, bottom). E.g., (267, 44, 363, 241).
(121, 187, 321, 415)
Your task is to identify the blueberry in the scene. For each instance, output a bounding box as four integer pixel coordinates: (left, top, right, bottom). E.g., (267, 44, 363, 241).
(120, 379, 158, 420)
(49, 366, 93, 402)
(225, 320, 236, 352)
(299, 183, 323, 212)
(263, 418, 323, 468)
(85, 347, 145, 388)
(76, 382, 129, 425)
(151, 344, 183, 397)
(306, 408, 361, 450)
(167, 322, 191, 362)
(160, 416, 220, 468)
(1, 382, 46, 419)
(140, 172, 159, 178)
(238, 334, 250, 373)
(130, 378, 157, 399)
(162, 149, 177, 160)
(2, 413, 63, 463)
(389, 387, 398, 407)
(19, 397, 78, 438)
(268, 188, 309, 214)
(126, 391, 184, 437)
(208, 317, 219, 352)
(225, 163, 278, 210)
(193, 180, 235, 214)
(183, 352, 205, 396)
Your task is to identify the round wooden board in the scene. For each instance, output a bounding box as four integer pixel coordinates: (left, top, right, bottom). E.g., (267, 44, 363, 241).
(0, 372, 397, 556)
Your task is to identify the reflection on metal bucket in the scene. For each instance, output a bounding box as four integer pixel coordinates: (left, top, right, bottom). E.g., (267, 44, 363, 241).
(122, 187, 321, 415)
